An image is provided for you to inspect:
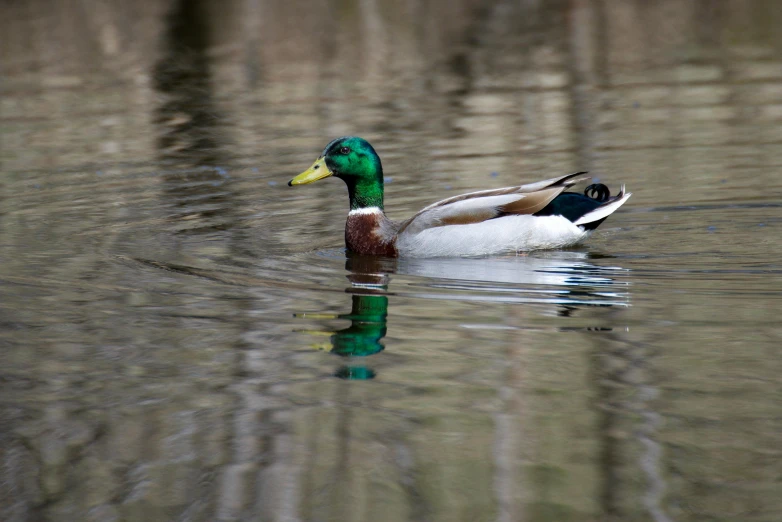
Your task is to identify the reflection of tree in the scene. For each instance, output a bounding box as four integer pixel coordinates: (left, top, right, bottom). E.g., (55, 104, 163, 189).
(153, 0, 222, 164)
(589, 327, 672, 521)
(153, 0, 243, 235)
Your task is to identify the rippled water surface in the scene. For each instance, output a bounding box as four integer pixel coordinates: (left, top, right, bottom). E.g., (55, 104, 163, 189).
(2, 1, 782, 521)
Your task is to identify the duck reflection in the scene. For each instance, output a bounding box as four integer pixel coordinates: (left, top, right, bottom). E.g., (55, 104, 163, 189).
(326, 293, 388, 358)
(296, 252, 629, 379)
(294, 256, 393, 380)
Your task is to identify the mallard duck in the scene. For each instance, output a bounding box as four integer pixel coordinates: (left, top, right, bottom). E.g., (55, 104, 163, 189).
(288, 137, 631, 257)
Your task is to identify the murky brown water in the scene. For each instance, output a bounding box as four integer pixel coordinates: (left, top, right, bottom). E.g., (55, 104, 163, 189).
(2, 1, 782, 521)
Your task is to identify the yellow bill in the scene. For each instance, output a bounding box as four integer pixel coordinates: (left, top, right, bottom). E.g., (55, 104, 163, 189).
(288, 157, 333, 186)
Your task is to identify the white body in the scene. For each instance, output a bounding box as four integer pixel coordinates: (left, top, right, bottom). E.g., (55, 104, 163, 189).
(396, 214, 592, 257)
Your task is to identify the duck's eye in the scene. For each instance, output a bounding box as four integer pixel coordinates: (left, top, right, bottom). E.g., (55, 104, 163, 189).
(340, 147, 350, 154)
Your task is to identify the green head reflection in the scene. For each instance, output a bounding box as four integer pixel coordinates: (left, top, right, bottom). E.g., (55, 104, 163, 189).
(334, 366, 377, 380)
(294, 254, 394, 380)
(330, 294, 388, 357)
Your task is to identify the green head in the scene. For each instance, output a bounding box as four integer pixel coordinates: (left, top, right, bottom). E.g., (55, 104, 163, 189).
(288, 137, 385, 210)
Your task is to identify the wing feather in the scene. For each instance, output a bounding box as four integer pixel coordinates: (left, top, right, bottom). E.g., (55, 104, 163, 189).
(398, 172, 588, 235)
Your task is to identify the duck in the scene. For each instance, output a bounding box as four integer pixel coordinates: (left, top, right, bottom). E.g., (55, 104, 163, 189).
(288, 137, 631, 257)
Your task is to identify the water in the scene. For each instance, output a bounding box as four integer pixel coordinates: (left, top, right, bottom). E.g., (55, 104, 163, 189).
(2, 1, 782, 521)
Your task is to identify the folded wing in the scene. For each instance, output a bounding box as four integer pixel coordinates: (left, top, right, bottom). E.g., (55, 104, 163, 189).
(398, 172, 588, 235)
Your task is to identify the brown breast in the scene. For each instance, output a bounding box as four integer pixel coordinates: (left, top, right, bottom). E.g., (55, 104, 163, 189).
(345, 213, 398, 257)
